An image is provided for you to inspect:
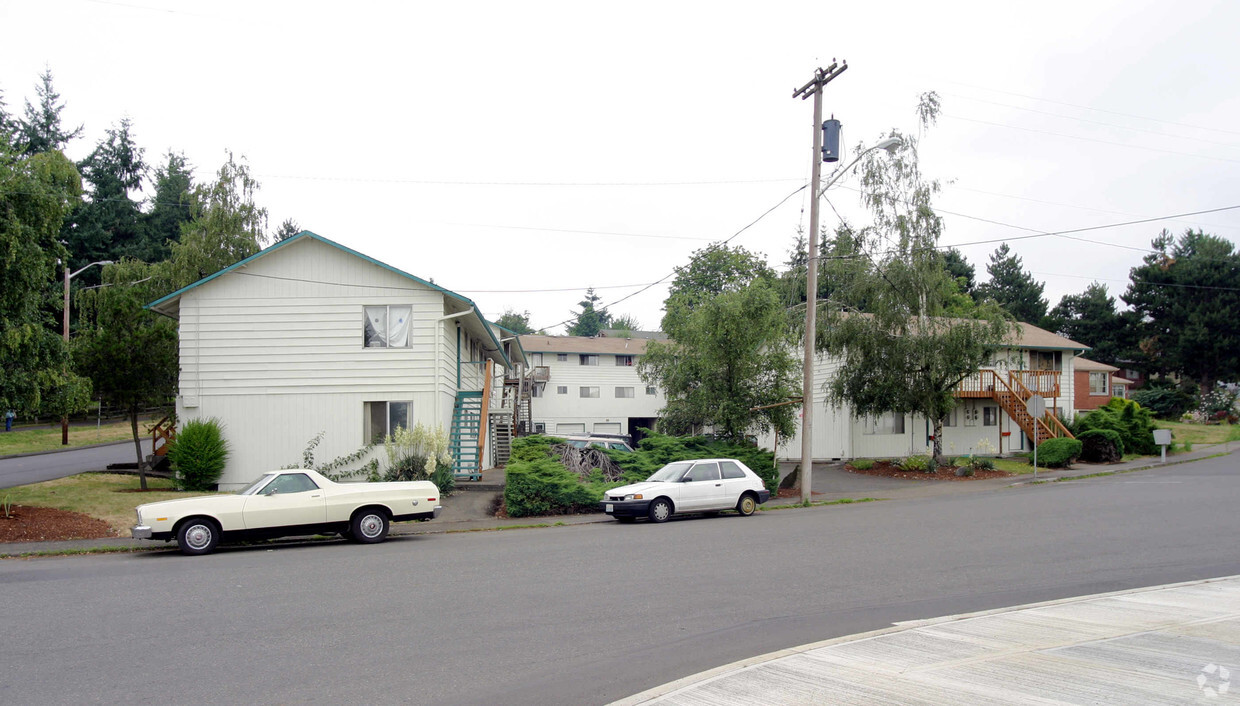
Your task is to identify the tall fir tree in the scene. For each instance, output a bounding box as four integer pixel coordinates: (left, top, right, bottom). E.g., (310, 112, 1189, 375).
(976, 243, 1048, 324)
(19, 68, 83, 156)
(567, 288, 611, 337)
(141, 151, 195, 263)
(1123, 229, 1240, 392)
(1046, 282, 1127, 364)
(66, 118, 147, 276)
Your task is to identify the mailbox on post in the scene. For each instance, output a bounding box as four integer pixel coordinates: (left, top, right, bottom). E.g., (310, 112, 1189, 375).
(1153, 429, 1173, 463)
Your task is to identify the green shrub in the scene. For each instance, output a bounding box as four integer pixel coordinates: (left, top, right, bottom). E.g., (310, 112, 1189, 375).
(1033, 437, 1082, 468)
(1076, 398, 1156, 455)
(899, 455, 932, 472)
(503, 458, 604, 517)
(1131, 380, 1198, 419)
(168, 418, 230, 491)
(851, 458, 875, 470)
(970, 457, 995, 471)
(611, 432, 778, 495)
(1077, 429, 1124, 463)
(382, 423, 455, 494)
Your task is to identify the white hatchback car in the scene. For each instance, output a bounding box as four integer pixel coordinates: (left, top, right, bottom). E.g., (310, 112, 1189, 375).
(600, 458, 771, 523)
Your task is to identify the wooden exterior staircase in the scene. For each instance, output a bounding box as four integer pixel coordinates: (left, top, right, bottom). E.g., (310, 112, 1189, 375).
(956, 370, 1074, 445)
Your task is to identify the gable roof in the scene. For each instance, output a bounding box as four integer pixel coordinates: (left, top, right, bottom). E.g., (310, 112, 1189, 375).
(1008, 322, 1088, 351)
(1075, 357, 1119, 373)
(146, 230, 511, 368)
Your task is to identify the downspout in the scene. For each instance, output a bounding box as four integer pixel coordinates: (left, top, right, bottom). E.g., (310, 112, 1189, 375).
(456, 325, 462, 389)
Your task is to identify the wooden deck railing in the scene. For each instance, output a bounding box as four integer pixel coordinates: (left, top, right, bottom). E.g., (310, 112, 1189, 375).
(151, 415, 176, 457)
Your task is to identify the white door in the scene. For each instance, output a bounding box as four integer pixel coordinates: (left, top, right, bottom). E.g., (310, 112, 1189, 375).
(242, 473, 327, 529)
(678, 462, 726, 511)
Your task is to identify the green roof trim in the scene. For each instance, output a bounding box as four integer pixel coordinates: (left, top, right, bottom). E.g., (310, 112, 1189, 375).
(145, 230, 510, 368)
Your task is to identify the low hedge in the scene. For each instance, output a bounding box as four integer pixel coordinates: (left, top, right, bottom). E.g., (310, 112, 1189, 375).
(1033, 437, 1082, 468)
(1077, 429, 1124, 463)
(503, 432, 778, 518)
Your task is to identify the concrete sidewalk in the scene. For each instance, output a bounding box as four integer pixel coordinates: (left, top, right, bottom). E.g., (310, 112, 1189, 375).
(614, 575, 1240, 704)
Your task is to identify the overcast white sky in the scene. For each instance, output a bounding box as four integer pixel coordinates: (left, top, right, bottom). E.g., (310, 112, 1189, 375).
(3, 0, 1238, 334)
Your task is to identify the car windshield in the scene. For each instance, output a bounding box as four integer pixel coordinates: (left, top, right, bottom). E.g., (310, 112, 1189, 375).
(646, 462, 693, 482)
(238, 473, 277, 496)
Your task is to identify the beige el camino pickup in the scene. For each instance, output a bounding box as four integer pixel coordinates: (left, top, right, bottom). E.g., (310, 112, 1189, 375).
(132, 469, 441, 555)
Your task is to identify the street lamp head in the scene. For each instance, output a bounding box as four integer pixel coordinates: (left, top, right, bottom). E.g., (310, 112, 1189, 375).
(875, 137, 902, 154)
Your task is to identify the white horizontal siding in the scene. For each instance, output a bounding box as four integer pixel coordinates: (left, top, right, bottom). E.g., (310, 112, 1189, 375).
(530, 352, 664, 433)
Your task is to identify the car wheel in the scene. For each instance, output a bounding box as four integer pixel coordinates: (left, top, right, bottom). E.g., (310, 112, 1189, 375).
(736, 492, 758, 517)
(616, 516, 636, 524)
(647, 498, 673, 523)
(176, 518, 220, 556)
(351, 509, 389, 543)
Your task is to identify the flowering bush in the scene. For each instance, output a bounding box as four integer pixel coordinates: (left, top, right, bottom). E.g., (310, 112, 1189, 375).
(1199, 388, 1239, 424)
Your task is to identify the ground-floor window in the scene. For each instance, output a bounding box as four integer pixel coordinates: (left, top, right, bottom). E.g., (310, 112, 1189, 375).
(364, 401, 412, 442)
(983, 406, 998, 426)
(863, 413, 905, 435)
(942, 407, 957, 427)
(615, 387, 634, 398)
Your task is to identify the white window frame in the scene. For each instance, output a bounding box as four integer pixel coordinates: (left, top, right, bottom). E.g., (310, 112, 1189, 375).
(556, 385, 568, 395)
(615, 386, 635, 398)
(364, 401, 413, 442)
(363, 305, 413, 348)
(645, 386, 658, 396)
(615, 355, 634, 367)
(862, 413, 905, 435)
(579, 386, 600, 398)
(579, 354, 599, 366)
(557, 353, 568, 362)
(983, 406, 998, 426)
(1089, 372, 1109, 395)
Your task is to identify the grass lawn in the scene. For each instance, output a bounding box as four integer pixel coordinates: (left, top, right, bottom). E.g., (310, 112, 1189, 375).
(1, 473, 223, 534)
(0, 419, 152, 456)
(1154, 420, 1240, 446)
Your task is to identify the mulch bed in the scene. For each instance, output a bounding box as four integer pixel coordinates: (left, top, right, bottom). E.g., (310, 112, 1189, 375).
(0, 506, 118, 543)
(846, 460, 1014, 481)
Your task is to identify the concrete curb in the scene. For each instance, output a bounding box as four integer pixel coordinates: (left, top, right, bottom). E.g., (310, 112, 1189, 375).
(610, 573, 1240, 705)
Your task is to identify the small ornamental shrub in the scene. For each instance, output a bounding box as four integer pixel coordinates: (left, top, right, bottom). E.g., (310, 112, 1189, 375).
(851, 458, 875, 470)
(168, 418, 230, 491)
(1076, 398, 1156, 455)
(1077, 429, 1124, 463)
(970, 457, 995, 471)
(899, 455, 932, 473)
(1033, 437, 1082, 468)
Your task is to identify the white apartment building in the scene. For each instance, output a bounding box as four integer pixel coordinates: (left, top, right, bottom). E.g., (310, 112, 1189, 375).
(517, 334, 665, 443)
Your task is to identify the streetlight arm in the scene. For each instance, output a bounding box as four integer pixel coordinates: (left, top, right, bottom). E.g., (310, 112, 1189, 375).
(69, 260, 115, 280)
(815, 138, 902, 200)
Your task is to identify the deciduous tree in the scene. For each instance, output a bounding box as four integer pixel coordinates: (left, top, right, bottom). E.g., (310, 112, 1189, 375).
(167, 152, 268, 289)
(641, 245, 799, 441)
(817, 98, 1013, 468)
(495, 308, 535, 335)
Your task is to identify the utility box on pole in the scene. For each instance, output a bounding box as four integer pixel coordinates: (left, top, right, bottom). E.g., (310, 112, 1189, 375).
(822, 118, 842, 162)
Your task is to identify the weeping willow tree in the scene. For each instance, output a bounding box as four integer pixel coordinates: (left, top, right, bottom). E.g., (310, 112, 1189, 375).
(816, 94, 1013, 468)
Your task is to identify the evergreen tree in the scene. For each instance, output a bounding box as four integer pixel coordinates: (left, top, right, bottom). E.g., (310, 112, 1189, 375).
(274, 218, 301, 241)
(610, 314, 641, 333)
(1046, 282, 1126, 364)
(976, 243, 1047, 324)
(19, 68, 83, 155)
(141, 151, 194, 262)
(66, 118, 147, 275)
(567, 288, 611, 337)
(1123, 229, 1240, 392)
(0, 87, 18, 141)
(941, 248, 976, 299)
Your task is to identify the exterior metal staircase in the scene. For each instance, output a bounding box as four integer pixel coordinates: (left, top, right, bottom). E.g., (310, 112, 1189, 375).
(450, 391, 483, 480)
(490, 421, 514, 466)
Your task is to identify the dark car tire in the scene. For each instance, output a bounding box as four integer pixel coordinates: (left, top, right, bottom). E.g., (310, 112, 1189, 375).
(736, 492, 758, 517)
(351, 509, 390, 543)
(648, 498, 673, 523)
(177, 517, 220, 556)
(616, 516, 636, 524)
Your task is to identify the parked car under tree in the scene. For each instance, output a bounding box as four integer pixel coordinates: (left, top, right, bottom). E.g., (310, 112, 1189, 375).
(601, 458, 771, 523)
(132, 469, 441, 555)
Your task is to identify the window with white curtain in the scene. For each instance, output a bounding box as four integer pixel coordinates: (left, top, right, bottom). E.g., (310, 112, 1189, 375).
(363, 305, 412, 347)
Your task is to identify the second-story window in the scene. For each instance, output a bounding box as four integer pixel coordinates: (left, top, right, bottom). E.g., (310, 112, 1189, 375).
(615, 387, 634, 398)
(580, 386, 600, 398)
(531, 353, 543, 366)
(579, 354, 599, 366)
(557, 353, 568, 362)
(615, 355, 634, 366)
(364, 306, 412, 348)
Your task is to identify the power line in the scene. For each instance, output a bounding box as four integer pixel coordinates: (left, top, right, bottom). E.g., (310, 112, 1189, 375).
(254, 173, 805, 188)
(942, 113, 1240, 165)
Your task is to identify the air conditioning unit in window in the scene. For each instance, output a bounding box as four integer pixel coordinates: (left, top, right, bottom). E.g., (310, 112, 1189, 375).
(534, 423, 546, 434)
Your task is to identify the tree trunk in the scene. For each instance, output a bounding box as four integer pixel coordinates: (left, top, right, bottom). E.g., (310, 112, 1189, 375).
(932, 418, 944, 470)
(130, 406, 147, 491)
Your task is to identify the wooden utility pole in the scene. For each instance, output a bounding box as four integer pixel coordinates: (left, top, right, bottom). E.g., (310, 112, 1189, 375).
(792, 61, 847, 503)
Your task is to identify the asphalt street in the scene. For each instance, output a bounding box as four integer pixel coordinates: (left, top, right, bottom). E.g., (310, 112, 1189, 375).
(0, 439, 151, 489)
(1, 455, 1238, 705)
